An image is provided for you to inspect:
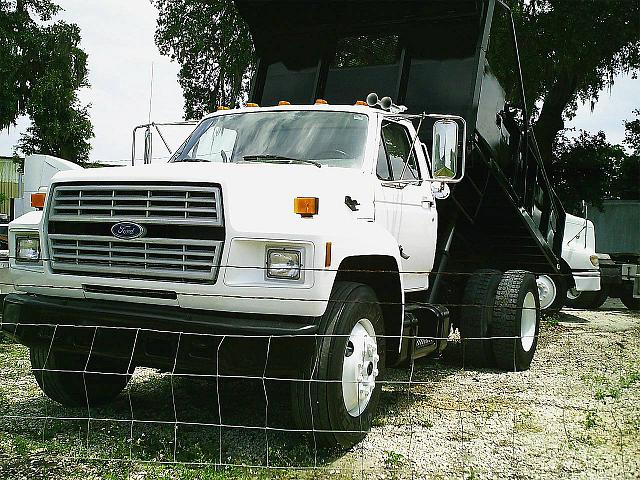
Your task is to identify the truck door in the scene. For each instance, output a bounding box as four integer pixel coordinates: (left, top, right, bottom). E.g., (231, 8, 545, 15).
(374, 120, 437, 291)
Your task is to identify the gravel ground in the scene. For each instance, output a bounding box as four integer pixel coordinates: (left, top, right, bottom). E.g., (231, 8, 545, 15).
(0, 300, 639, 479)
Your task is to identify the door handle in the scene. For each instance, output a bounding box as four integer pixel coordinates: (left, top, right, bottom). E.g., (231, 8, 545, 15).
(421, 197, 434, 209)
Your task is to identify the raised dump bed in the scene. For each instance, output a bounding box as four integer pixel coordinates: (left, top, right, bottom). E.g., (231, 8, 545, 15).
(236, 0, 566, 302)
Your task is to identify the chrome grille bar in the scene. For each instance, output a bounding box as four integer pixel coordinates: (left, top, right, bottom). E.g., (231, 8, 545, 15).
(50, 184, 222, 226)
(49, 234, 223, 282)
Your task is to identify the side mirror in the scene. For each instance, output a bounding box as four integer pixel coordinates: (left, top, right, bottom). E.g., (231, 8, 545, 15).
(431, 120, 460, 181)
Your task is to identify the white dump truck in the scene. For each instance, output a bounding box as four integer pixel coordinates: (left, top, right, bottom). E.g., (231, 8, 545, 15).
(536, 212, 600, 314)
(1, 0, 568, 448)
(567, 200, 640, 310)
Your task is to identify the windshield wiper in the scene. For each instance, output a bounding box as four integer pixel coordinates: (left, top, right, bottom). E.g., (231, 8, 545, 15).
(174, 157, 210, 163)
(242, 154, 321, 168)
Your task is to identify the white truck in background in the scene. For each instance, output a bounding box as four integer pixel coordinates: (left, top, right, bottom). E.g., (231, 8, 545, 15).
(570, 200, 640, 311)
(0, 155, 81, 296)
(536, 213, 600, 314)
(13, 155, 83, 219)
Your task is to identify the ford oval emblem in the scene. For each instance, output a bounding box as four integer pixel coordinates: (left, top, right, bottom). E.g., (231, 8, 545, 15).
(111, 222, 146, 240)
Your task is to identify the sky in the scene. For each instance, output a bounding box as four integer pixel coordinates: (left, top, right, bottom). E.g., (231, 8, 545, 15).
(0, 1, 638, 162)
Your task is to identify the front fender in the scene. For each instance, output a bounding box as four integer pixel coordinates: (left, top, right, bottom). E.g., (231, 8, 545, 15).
(328, 220, 402, 274)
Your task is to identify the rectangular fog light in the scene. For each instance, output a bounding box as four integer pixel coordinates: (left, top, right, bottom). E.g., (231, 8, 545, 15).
(266, 248, 302, 280)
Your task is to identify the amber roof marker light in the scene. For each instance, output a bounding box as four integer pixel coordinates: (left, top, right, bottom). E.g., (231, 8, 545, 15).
(315, 99, 328, 105)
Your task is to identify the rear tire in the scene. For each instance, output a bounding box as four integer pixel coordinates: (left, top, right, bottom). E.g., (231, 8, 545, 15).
(492, 271, 540, 371)
(565, 287, 609, 310)
(291, 281, 385, 449)
(620, 285, 640, 311)
(536, 274, 566, 315)
(460, 269, 502, 367)
(30, 346, 133, 407)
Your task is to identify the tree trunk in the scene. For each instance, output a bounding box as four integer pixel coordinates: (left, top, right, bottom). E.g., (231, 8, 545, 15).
(533, 71, 578, 170)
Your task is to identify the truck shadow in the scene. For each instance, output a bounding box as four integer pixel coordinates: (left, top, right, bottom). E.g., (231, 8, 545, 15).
(0, 351, 466, 471)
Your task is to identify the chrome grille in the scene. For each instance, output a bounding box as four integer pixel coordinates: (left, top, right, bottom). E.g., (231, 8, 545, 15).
(49, 234, 223, 282)
(47, 183, 224, 283)
(50, 184, 222, 226)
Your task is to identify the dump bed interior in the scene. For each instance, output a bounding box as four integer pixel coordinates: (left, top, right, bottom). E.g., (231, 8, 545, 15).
(236, 0, 566, 291)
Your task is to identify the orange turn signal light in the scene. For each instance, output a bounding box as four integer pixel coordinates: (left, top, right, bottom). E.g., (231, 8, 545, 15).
(278, 100, 291, 106)
(246, 102, 259, 108)
(325, 242, 332, 267)
(315, 99, 328, 105)
(355, 100, 367, 106)
(294, 197, 319, 217)
(217, 106, 230, 110)
(31, 192, 46, 209)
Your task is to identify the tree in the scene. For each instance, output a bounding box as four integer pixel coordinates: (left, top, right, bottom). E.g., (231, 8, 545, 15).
(624, 109, 640, 155)
(620, 109, 640, 200)
(552, 131, 625, 214)
(553, 111, 640, 214)
(155, 1, 639, 166)
(153, 0, 254, 119)
(507, 0, 640, 167)
(0, 0, 93, 163)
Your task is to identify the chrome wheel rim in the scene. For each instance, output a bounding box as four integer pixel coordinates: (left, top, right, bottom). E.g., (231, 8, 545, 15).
(342, 318, 379, 417)
(536, 275, 556, 310)
(521, 292, 537, 352)
(567, 287, 581, 300)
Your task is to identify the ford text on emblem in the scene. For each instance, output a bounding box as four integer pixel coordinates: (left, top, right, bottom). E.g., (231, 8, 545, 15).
(111, 222, 146, 240)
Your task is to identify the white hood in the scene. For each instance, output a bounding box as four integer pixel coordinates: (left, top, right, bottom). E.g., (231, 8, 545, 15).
(51, 162, 376, 234)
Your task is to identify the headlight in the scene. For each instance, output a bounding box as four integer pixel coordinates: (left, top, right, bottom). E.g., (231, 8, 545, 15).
(590, 255, 599, 267)
(266, 248, 302, 280)
(16, 236, 41, 262)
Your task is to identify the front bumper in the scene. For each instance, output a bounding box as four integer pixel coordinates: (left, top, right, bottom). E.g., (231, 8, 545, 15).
(572, 270, 600, 292)
(1, 293, 319, 374)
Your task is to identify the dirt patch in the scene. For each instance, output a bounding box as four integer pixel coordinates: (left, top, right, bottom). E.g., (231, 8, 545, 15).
(1, 303, 639, 479)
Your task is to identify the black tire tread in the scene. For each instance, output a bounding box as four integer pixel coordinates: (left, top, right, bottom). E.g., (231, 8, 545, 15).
(492, 270, 538, 371)
(460, 269, 501, 367)
(30, 346, 131, 407)
(291, 281, 384, 448)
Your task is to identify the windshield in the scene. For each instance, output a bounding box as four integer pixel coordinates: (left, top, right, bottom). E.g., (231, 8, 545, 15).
(171, 110, 369, 168)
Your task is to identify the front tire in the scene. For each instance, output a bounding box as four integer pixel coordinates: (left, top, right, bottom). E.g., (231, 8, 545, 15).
(565, 287, 609, 310)
(492, 271, 540, 371)
(291, 281, 385, 449)
(30, 346, 133, 407)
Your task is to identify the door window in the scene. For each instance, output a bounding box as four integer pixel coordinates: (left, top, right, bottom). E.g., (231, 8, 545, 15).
(376, 138, 392, 180)
(380, 121, 421, 180)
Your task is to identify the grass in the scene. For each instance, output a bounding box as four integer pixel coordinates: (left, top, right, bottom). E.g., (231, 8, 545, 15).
(514, 409, 543, 434)
(0, 340, 349, 479)
(2, 315, 640, 479)
(585, 369, 640, 401)
(583, 411, 598, 429)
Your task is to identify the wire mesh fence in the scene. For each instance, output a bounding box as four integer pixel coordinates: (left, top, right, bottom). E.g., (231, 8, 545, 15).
(0, 270, 638, 479)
